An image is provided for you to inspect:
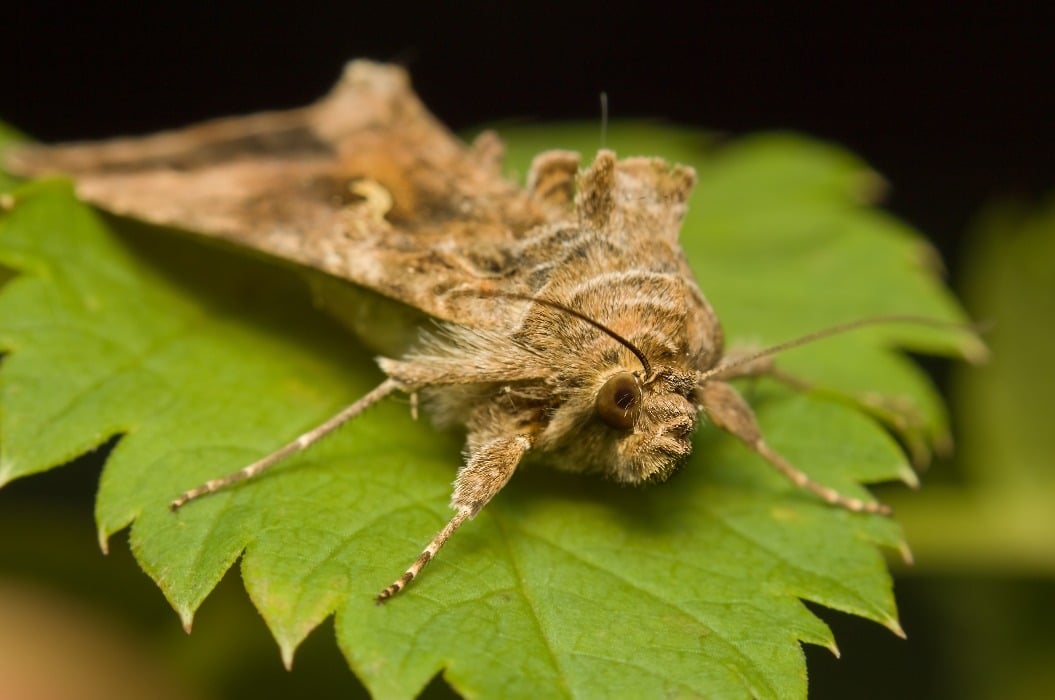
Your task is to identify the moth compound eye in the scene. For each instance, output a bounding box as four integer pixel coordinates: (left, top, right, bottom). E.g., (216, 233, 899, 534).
(596, 372, 641, 430)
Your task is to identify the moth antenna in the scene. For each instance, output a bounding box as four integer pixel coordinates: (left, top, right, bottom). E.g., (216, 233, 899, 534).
(170, 378, 401, 510)
(599, 91, 609, 149)
(699, 314, 982, 383)
(482, 291, 652, 378)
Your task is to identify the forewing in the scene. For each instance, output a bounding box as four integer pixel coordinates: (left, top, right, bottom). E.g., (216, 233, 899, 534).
(5, 61, 548, 325)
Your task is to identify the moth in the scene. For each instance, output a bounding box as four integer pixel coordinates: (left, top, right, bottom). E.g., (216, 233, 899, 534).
(7, 61, 896, 603)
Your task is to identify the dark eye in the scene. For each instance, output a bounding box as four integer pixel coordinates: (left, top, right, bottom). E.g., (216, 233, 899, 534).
(596, 371, 641, 430)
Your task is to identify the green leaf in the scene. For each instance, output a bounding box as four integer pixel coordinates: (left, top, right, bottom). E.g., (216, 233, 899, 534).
(887, 195, 1055, 575)
(955, 197, 1055, 488)
(0, 124, 975, 698)
(0, 123, 26, 191)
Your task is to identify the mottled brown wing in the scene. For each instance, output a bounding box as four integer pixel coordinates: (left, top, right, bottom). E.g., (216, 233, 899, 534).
(5, 61, 552, 326)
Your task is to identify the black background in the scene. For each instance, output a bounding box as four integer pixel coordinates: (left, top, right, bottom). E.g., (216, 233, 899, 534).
(4, 3, 1051, 271)
(2, 3, 1052, 698)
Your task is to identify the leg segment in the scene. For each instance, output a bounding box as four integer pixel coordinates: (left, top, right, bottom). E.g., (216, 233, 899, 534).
(170, 379, 400, 510)
(699, 380, 891, 515)
(375, 434, 531, 603)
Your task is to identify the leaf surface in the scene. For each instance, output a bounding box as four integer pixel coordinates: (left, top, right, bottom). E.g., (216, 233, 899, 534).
(0, 124, 975, 698)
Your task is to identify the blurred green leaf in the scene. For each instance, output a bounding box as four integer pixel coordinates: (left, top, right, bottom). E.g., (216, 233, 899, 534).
(881, 196, 1055, 700)
(889, 196, 1055, 577)
(956, 198, 1055, 487)
(0, 123, 25, 191)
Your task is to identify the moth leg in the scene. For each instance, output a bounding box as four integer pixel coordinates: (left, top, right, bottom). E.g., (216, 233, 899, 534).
(699, 380, 891, 515)
(170, 378, 401, 510)
(376, 434, 531, 603)
(719, 349, 932, 468)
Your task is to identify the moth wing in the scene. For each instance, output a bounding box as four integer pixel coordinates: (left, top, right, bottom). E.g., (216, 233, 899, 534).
(5, 61, 549, 326)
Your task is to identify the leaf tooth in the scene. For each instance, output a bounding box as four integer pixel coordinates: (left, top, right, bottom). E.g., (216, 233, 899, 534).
(960, 334, 991, 365)
(883, 616, 907, 639)
(897, 541, 915, 566)
(0, 456, 15, 489)
(280, 642, 297, 671)
(895, 462, 920, 489)
(850, 167, 887, 205)
(179, 608, 195, 634)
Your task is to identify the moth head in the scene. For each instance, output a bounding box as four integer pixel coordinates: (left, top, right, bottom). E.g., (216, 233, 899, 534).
(505, 292, 709, 484)
(587, 365, 700, 483)
(535, 363, 699, 484)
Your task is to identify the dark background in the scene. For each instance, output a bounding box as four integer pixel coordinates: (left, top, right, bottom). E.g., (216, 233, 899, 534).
(2, 3, 1051, 699)
(3, 3, 1051, 270)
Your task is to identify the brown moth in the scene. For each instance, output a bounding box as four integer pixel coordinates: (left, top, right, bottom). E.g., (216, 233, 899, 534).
(7, 61, 895, 603)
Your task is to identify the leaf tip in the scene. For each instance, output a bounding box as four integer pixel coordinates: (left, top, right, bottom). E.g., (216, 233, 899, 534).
(0, 457, 14, 489)
(895, 462, 920, 489)
(180, 610, 195, 634)
(851, 168, 888, 205)
(897, 540, 915, 566)
(884, 616, 907, 639)
(960, 333, 992, 366)
(280, 644, 297, 672)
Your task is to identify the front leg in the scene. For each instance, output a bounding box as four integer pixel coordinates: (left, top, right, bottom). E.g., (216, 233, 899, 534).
(699, 380, 891, 515)
(375, 434, 532, 603)
(717, 344, 932, 468)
